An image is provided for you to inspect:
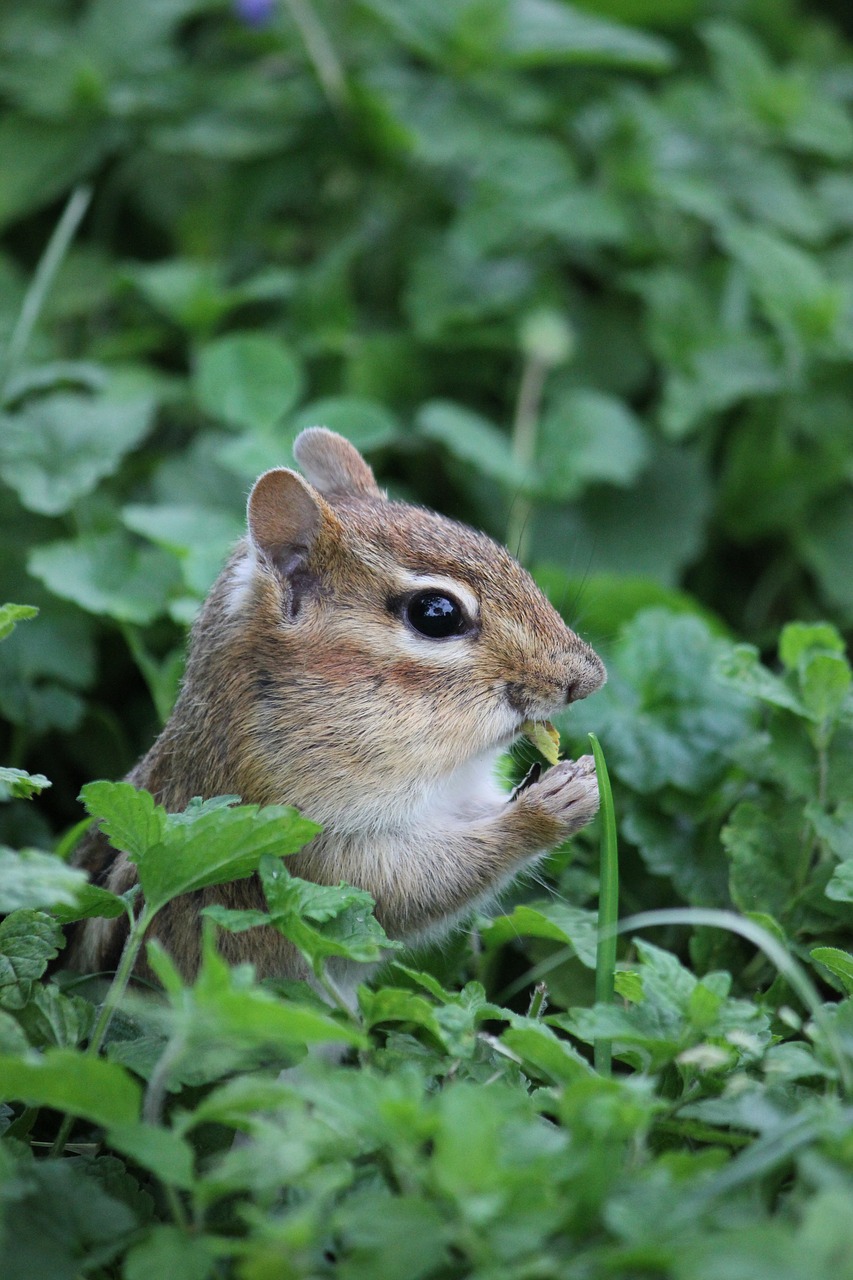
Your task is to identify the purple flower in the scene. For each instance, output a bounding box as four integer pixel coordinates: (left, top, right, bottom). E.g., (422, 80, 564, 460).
(234, 0, 275, 28)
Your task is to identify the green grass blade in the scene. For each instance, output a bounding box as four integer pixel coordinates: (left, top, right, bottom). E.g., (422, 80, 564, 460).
(589, 732, 618, 1075)
(2, 184, 92, 395)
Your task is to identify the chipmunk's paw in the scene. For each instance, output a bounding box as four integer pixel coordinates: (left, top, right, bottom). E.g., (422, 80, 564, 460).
(516, 754, 599, 836)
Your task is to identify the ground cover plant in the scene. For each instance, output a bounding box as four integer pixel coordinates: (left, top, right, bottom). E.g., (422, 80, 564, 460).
(3, 0, 853, 1275)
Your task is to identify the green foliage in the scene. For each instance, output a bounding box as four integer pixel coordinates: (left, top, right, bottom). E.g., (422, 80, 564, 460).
(3, 0, 853, 1274)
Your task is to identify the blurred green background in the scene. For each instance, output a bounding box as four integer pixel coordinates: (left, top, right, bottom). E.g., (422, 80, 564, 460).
(2, 0, 853, 844)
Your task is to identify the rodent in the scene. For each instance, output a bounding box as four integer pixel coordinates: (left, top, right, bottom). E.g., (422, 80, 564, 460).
(68, 428, 605, 991)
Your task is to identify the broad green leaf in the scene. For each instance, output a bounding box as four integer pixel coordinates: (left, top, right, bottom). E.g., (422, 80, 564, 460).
(569, 610, 754, 795)
(0, 766, 51, 801)
(811, 947, 853, 995)
(0, 1049, 140, 1126)
(173, 1075, 300, 1133)
(289, 396, 398, 452)
(107, 1122, 196, 1190)
(14, 983, 95, 1049)
(504, 0, 673, 70)
(0, 602, 38, 641)
(0, 118, 110, 229)
(128, 259, 235, 333)
(0, 847, 90, 913)
(533, 441, 712, 583)
(141, 807, 319, 915)
(825, 862, 853, 906)
(715, 644, 808, 718)
(0, 909, 65, 1008)
(123, 1226, 216, 1280)
(80, 781, 168, 862)
(722, 801, 804, 920)
(83, 785, 319, 914)
(779, 622, 846, 669)
(481, 902, 599, 968)
(537, 388, 649, 499)
(358, 986, 443, 1039)
(723, 224, 843, 346)
(799, 653, 851, 725)
(416, 400, 522, 488)
(501, 1017, 590, 1084)
(50, 880, 127, 924)
(259, 855, 403, 971)
(28, 531, 181, 625)
(0, 1159, 138, 1280)
(0, 391, 154, 515)
(194, 332, 303, 431)
(122, 503, 243, 595)
(807, 801, 853, 861)
(177, 934, 365, 1048)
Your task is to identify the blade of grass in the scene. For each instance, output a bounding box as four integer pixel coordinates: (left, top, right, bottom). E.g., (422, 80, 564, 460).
(590, 732, 618, 1075)
(2, 185, 92, 396)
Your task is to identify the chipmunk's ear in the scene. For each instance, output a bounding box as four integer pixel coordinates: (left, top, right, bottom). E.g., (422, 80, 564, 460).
(247, 467, 335, 587)
(293, 427, 382, 499)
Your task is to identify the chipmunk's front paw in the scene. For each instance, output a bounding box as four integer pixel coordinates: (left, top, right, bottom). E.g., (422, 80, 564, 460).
(516, 754, 600, 838)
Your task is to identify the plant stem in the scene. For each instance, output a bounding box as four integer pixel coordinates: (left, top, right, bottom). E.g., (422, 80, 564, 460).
(51, 905, 152, 1159)
(2, 185, 92, 395)
(590, 733, 619, 1076)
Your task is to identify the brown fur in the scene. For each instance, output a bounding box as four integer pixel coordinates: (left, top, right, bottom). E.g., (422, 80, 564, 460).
(67, 429, 605, 989)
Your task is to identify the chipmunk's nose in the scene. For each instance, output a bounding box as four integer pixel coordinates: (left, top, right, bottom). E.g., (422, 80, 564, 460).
(564, 645, 606, 704)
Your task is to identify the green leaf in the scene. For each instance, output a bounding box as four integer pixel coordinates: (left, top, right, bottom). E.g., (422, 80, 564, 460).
(715, 644, 808, 718)
(481, 902, 599, 968)
(80, 781, 168, 862)
(825, 862, 853, 906)
(723, 224, 844, 346)
(416, 399, 522, 488)
(14, 983, 95, 1049)
(289, 396, 398, 453)
(0, 1049, 141, 1127)
(810, 946, 853, 995)
(0, 766, 51, 801)
(122, 503, 244, 596)
(807, 801, 853, 861)
(0, 1159, 138, 1280)
(0, 910, 65, 1008)
(0, 118, 110, 229)
(107, 1123, 196, 1190)
(193, 332, 303, 432)
(28, 531, 181, 625)
(0, 847, 90, 914)
(82, 784, 320, 915)
(123, 1226, 216, 1280)
(722, 801, 804, 920)
(169, 931, 365, 1049)
(501, 1017, 590, 1084)
(537, 388, 649, 499)
(49, 880, 127, 924)
(358, 986, 443, 1039)
(799, 653, 851, 725)
(569, 610, 754, 795)
(0, 391, 154, 515)
(259, 855, 403, 971)
(779, 622, 846, 669)
(503, 0, 673, 70)
(0, 602, 38, 641)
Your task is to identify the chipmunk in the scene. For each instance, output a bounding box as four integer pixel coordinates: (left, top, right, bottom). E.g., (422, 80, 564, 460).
(68, 429, 605, 989)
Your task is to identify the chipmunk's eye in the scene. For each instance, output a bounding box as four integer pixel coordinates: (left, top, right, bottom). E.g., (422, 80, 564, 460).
(405, 591, 466, 639)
